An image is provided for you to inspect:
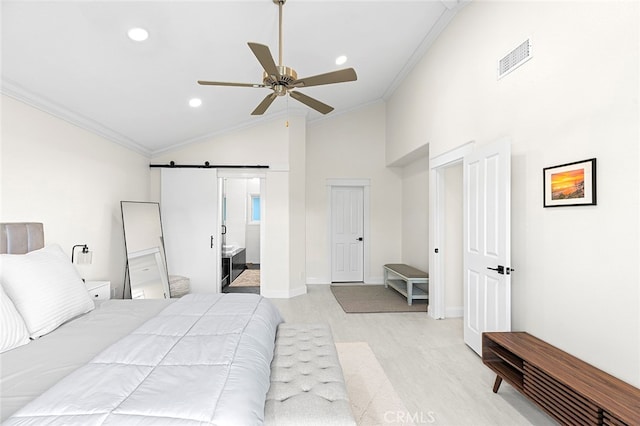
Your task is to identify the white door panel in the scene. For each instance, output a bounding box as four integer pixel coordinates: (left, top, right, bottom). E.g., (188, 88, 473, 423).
(331, 186, 364, 282)
(463, 139, 511, 355)
(161, 168, 220, 293)
(467, 160, 480, 254)
(467, 269, 481, 333)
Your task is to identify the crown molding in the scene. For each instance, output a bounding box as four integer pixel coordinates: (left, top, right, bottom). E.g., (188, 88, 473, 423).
(1, 77, 312, 159)
(1, 78, 152, 157)
(307, 98, 385, 128)
(150, 107, 309, 158)
(382, 0, 470, 100)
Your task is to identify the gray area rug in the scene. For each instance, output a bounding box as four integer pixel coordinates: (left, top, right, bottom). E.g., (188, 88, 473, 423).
(330, 285, 427, 313)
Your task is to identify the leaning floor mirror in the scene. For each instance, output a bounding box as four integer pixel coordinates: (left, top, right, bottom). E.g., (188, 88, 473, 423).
(121, 201, 171, 299)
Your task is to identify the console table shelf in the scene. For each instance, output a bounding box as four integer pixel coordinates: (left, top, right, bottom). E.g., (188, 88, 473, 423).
(482, 332, 640, 425)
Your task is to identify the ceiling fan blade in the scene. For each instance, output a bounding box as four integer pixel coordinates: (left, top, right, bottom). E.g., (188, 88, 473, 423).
(251, 92, 278, 115)
(289, 91, 334, 114)
(248, 42, 279, 78)
(198, 80, 266, 88)
(292, 68, 357, 88)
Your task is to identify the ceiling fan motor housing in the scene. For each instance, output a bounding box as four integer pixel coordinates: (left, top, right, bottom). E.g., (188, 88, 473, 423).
(263, 66, 297, 95)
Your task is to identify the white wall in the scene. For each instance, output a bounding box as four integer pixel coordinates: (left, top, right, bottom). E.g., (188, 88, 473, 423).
(444, 163, 462, 316)
(246, 178, 261, 264)
(223, 177, 261, 264)
(224, 178, 248, 249)
(306, 102, 402, 284)
(387, 1, 640, 385)
(288, 115, 306, 292)
(400, 155, 429, 273)
(1, 95, 151, 298)
(151, 113, 306, 297)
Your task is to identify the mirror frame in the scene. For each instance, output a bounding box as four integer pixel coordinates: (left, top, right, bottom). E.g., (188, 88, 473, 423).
(121, 201, 171, 299)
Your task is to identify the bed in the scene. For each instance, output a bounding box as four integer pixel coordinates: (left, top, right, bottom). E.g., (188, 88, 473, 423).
(0, 223, 283, 425)
(1, 223, 356, 426)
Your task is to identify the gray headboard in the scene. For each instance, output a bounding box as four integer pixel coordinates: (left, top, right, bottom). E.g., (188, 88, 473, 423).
(0, 223, 45, 254)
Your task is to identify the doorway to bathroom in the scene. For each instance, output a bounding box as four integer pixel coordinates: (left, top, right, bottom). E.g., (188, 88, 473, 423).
(221, 177, 262, 294)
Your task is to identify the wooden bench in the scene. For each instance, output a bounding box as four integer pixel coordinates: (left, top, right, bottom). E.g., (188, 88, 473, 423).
(383, 263, 429, 306)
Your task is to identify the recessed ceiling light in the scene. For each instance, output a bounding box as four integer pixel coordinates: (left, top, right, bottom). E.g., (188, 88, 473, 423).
(127, 27, 149, 42)
(335, 55, 347, 65)
(189, 98, 202, 108)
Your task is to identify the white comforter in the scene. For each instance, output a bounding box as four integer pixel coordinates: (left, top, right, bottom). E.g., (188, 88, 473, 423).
(5, 293, 284, 425)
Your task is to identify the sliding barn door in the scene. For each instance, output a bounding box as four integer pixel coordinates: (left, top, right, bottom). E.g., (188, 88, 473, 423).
(161, 168, 220, 293)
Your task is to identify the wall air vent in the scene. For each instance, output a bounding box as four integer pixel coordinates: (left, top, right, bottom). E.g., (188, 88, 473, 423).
(498, 38, 532, 79)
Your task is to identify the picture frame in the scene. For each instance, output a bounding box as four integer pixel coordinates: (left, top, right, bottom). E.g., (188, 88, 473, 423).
(543, 158, 596, 207)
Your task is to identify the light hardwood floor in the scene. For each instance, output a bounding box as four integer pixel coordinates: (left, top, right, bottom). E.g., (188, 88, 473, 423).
(269, 285, 556, 426)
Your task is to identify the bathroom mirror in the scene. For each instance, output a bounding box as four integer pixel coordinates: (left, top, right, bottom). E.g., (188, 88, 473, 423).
(121, 201, 171, 299)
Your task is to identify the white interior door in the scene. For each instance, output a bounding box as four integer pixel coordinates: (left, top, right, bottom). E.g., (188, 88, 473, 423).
(463, 139, 512, 355)
(161, 168, 220, 293)
(331, 186, 364, 282)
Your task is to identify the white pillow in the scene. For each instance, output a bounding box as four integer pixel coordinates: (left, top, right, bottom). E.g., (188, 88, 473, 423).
(0, 284, 30, 353)
(0, 244, 95, 338)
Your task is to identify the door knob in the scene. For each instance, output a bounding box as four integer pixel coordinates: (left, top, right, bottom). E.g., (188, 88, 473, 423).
(487, 265, 505, 275)
(357, 237, 363, 241)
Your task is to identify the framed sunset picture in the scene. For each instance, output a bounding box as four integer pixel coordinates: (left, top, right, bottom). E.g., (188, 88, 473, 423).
(543, 158, 597, 207)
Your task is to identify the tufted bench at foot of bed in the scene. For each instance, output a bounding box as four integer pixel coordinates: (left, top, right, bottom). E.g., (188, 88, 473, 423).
(265, 323, 356, 426)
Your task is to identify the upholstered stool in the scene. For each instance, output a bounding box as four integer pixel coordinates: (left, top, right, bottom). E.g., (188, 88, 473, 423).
(168, 275, 190, 298)
(265, 323, 356, 426)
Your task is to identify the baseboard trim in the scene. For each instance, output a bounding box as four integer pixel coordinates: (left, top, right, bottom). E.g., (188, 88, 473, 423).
(445, 306, 463, 318)
(263, 285, 307, 299)
(307, 275, 384, 285)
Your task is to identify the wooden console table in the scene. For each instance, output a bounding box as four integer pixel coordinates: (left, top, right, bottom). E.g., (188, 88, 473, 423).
(482, 332, 640, 425)
(383, 264, 428, 305)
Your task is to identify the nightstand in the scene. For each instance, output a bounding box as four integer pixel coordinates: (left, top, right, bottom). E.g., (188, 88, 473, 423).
(84, 280, 111, 300)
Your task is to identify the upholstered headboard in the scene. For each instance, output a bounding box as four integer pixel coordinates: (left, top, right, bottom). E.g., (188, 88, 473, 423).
(0, 223, 45, 254)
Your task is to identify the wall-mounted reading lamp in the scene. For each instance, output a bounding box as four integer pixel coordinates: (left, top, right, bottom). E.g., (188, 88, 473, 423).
(71, 244, 93, 265)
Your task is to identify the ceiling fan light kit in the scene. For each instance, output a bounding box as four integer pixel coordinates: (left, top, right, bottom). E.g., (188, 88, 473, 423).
(197, 0, 357, 116)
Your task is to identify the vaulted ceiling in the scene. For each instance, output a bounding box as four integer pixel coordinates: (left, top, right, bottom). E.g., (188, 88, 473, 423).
(1, 1, 466, 156)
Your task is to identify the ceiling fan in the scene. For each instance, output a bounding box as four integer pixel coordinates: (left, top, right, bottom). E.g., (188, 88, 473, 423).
(197, 0, 357, 116)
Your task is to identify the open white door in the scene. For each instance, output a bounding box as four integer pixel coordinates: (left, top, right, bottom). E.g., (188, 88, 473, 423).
(331, 186, 364, 282)
(463, 139, 512, 355)
(161, 168, 220, 293)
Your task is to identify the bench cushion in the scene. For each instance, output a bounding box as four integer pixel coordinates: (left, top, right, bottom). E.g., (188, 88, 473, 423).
(265, 323, 356, 426)
(384, 263, 428, 279)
